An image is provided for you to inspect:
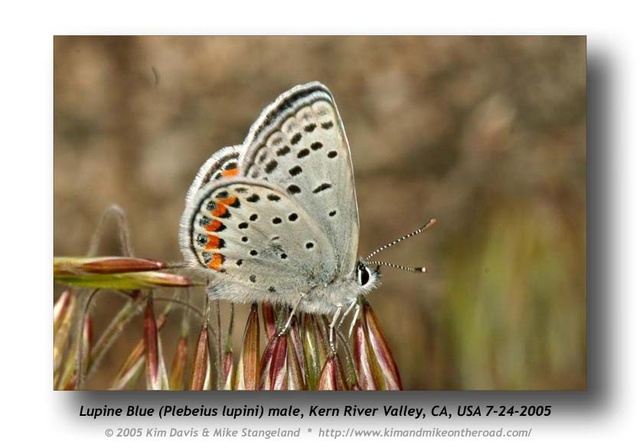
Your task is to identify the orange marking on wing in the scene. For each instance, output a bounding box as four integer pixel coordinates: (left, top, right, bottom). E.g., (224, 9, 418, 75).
(207, 253, 225, 270)
(219, 195, 239, 207)
(211, 202, 228, 217)
(204, 219, 224, 232)
(221, 168, 238, 178)
(205, 235, 222, 250)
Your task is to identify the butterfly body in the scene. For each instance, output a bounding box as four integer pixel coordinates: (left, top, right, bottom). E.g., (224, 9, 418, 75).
(179, 82, 380, 317)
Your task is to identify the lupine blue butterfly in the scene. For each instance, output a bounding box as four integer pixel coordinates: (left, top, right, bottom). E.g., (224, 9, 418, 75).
(179, 81, 433, 343)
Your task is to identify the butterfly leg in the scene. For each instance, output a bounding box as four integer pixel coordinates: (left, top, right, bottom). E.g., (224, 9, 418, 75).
(337, 298, 358, 330)
(277, 294, 305, 337)
(347, 302, 361, 339)
(328, 305, 343, 353)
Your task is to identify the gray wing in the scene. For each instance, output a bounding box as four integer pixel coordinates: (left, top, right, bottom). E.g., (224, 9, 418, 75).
(239, 82, 360, 278)
(179, 178, 337, 307)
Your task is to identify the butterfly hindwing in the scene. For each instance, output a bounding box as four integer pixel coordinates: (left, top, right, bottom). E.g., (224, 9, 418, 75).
(183, 145, 242, 208)
(179, 178, 337, 306)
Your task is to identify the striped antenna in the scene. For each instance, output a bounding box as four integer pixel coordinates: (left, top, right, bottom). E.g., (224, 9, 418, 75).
(363, 218, 437, 268)
(362, 259, 427, 273)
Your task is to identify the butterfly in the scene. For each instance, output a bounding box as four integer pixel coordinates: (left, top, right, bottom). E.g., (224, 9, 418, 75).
(179, 81, 434, 344)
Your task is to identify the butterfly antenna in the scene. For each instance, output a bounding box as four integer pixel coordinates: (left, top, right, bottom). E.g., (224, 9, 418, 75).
(363, 218, 437, 272)
(363, 259, 427, 273)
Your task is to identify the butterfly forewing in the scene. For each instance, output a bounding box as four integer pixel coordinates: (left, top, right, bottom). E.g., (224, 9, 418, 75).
(180, 178, 337, 306)
(240, 82, 360, 277)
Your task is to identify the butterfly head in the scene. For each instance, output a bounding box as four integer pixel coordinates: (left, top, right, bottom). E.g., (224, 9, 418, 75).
(354, 259, 381, 295)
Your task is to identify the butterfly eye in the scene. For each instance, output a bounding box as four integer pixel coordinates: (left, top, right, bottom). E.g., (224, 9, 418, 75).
(357, 264, 370, 286)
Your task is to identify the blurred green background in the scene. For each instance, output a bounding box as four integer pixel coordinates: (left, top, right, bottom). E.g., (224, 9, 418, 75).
(54, 36, 586, 390)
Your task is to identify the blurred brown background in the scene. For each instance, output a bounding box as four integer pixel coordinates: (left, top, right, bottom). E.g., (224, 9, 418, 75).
(54, 36, 586, 390)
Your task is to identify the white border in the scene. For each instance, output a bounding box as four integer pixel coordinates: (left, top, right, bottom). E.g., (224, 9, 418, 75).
(3, 1, 637, 446)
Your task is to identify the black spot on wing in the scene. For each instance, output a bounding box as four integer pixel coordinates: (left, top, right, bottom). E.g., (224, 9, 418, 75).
(313, 183, 332, 194)
(265, 160, 278, 173)
(321, 121, 334, 129)
(276, 146, 291, 156)
(290, 133, 302, 145)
